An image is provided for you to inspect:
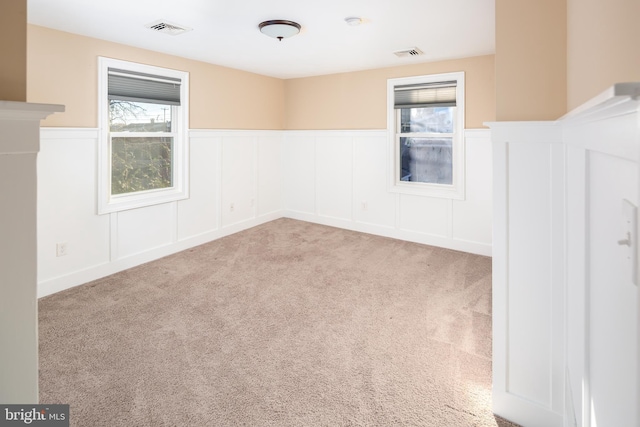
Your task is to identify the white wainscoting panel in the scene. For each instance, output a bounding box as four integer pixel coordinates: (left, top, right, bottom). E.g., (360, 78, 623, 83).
(587, 151, 637, 427)
(116, 202, 174, 259)
(221, 136, 257, 228)
(177, 134, 219, 241)
(37, 129, 283, 298)
(353, 135, 396, 228)
(452, 130, 492, 245)
(507, 140, 554, 404)
(257, 135, 283, 217)
(489, 82, 640, 427)
(316, 136, 353, 221)
(398, 194, 449, 237)
(283, 134, 316, 215)
(37, 129, 110, 283)
(564, 90, 639, 427)
(283, 129, 492, 256)
(489, 122, 565, 427)
(565, 144, 586, 427)
(38, 127, 491, 298)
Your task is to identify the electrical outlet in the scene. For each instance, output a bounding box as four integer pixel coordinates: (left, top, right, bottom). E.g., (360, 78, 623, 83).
(230, 203, 235, 212)
(361, 201, 368, 211)
(56, 242, 68, 257)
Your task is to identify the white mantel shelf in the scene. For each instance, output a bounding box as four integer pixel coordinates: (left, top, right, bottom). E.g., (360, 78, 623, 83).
(0, 102, 64, 155)
(0, 100, 64, 121)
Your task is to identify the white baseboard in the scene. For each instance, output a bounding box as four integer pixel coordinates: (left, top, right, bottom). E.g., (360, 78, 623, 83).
(38, 208, 491, 298)
(38, 211, 282, 298)
(283, 210, 492, 257)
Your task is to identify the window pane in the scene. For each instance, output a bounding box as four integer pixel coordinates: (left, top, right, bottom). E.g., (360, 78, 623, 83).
(399, 107, 454, 133)
(111, 137, 173, 195)
(109, 100, 172, 132)
(400, 137, 452, 185)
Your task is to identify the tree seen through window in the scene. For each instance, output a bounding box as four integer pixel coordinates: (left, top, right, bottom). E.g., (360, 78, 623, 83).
(109, 100, 173, 195)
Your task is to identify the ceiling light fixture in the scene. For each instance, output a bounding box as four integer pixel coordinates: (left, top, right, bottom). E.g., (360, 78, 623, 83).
(344, 17, 362, 26)
(259, 20, 301, 41)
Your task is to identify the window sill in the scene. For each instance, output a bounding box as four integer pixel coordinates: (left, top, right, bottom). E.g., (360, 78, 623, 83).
(389, 181, 465, 200)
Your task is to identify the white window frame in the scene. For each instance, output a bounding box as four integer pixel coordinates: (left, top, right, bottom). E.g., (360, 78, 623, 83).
(387, 72, 465, 200)
(98, 57, 189, 214)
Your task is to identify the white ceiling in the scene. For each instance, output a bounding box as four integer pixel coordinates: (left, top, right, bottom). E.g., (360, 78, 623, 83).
(27, 0, 495, 80)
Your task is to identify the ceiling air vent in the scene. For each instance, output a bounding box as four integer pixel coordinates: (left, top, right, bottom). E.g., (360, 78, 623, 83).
(393, 47, 424, 58)
(145, 20, 192, 36)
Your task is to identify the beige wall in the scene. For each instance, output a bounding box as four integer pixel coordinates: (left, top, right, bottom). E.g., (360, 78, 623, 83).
(22, 3, 640, 131)
(27, 25, 284, 129)
(567, 0, 640, 110)
(27, 26, 494, 130)
(495, 0, 567, 121)
(284, 55, 495, 130)
(0, 0, 27, 101)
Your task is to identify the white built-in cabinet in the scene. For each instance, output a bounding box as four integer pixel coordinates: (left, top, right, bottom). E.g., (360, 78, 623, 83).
(489, 83, 640, 427)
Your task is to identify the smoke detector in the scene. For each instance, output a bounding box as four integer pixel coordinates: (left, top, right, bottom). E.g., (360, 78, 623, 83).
(145, 20, 193, 36)
(393, 47, 425, 58)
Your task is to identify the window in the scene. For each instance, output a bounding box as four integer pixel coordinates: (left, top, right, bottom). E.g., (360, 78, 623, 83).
(387, 72, 465, 199)
(98, 58, 189, 214)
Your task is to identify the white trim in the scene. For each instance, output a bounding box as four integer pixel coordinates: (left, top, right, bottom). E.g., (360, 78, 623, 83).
(189, 129, 285, 138)
(563, 99, 640, 161)
(488, 83, 640, 427)
(387, 72, 466, 200)
(313, 135, 319, 216)
(97, 57, 190, 215)
(109, 212, 118, 261)
(215, 134, 223, 231)
(170, 201, 178, 243)
(582, 150, 592, 427)
(37, 127, 493, 298)
(490, 123, 566, 426)
(485, 121, 563, 145)
(277, 127, 491, 257)
(560, 82, 640, 121)
(285, 129, 385, 138)
(38, 211, 282, 298)
(283, 209, 491, 256)
(0, 101, 64, 122)
(464, 128, 491, 139)
(492, 135, 509, 405)
(350, 137, 357, 223)
(0, 101, 63, 404)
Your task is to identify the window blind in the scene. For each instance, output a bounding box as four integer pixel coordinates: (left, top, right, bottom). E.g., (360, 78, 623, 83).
(108, 68, 181, 106)
(394, 81, 457, 109)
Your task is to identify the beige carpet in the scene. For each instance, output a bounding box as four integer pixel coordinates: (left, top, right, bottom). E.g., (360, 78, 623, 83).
(39, 218, 519, 427)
